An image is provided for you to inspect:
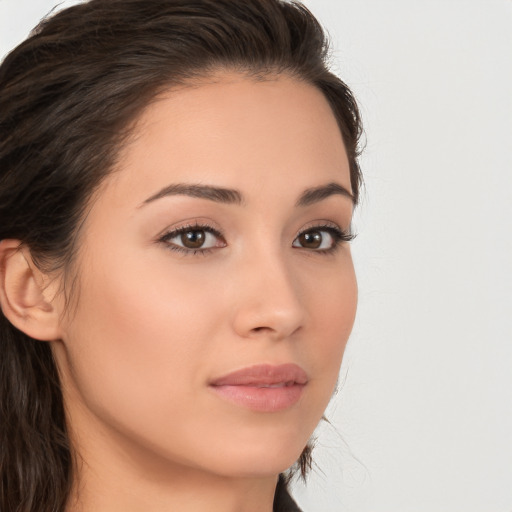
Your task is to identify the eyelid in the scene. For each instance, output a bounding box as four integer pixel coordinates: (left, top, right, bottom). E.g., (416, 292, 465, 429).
(295, 219, 354, 238)
(157, 221, 226, 255)
(293, 222, 355, 252)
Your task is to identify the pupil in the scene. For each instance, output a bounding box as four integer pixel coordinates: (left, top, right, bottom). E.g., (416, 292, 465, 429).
(299, 231, 322, 249)
(181, 230, 205, 249)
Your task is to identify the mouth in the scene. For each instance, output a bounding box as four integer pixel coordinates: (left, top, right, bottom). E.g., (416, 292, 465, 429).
(209, 363, 308, 412)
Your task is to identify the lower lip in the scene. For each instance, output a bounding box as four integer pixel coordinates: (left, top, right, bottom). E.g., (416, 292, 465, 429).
(210, 384, 305, 412)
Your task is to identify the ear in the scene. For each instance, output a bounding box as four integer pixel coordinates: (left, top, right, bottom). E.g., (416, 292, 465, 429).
(0, 239, 63, 341)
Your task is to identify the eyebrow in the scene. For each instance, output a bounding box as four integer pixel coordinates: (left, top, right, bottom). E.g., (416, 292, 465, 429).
(140, 183, 244, 207)
(140, 181, 354, 208)
(295, 182, 354, 207)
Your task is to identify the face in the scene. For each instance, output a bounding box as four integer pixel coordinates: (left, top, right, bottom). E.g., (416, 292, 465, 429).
(52, 73, 357, 480)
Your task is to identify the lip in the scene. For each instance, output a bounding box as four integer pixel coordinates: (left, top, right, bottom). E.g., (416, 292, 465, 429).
(209, 364, 308, 412)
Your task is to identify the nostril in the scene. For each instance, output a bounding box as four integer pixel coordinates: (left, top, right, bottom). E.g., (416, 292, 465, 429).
(252, 326, 269, 333)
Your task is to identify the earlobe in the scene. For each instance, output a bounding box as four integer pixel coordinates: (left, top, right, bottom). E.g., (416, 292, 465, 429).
(0, 239, 63, 341)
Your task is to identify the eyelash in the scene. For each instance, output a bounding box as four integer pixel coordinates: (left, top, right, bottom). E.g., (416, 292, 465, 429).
(158, 222, 225, 256)
(298, 224, 355, 254)
(157, 222, 355, 256)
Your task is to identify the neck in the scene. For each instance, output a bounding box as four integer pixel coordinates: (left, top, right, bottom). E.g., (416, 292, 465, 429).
(67, 465, 278, 512)
(65, 422, 278, 512)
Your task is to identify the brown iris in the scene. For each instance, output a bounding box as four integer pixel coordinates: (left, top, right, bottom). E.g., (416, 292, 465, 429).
(297, 230, 323, 249)
(181, 230, 206, 249)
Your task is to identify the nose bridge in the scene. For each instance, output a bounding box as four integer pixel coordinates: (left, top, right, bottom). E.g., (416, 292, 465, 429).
(231, 241, 305, 339)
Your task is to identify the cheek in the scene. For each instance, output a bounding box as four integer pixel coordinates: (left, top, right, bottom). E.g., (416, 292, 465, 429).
(60, 251, 224, 433)
(302, 253, 357, 392)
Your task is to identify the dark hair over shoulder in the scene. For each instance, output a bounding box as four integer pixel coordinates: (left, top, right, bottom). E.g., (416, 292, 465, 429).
(0, 1, 363, 510)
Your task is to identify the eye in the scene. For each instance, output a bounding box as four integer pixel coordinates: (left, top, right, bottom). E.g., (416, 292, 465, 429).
(292, 225, 354, 252)
(159, 224, 226, 253)
(293, 229, 333, 250)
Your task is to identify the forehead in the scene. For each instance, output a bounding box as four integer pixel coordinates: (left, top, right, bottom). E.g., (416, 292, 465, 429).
(103, 73, 351, 208)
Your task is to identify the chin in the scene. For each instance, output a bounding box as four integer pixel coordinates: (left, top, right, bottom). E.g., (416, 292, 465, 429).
(192, 409, 321, 479)
(197, 434, 311, 479)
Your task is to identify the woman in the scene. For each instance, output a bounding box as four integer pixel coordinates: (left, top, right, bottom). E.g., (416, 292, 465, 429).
(0, 0, 363, 510)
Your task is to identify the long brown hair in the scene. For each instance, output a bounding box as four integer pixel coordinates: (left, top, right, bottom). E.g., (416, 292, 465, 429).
(0, 1, 363, 510)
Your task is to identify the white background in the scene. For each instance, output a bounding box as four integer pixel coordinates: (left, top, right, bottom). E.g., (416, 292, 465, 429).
(1, 1, 511, 511)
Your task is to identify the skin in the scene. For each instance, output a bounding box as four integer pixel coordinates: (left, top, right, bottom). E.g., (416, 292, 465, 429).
(6, 73, 358, 512)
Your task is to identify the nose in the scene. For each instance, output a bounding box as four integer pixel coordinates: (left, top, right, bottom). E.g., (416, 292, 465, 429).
(230, 249, 306, 341)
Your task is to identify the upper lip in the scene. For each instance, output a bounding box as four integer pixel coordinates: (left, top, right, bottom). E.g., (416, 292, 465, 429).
(209, 363, 308, 387)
